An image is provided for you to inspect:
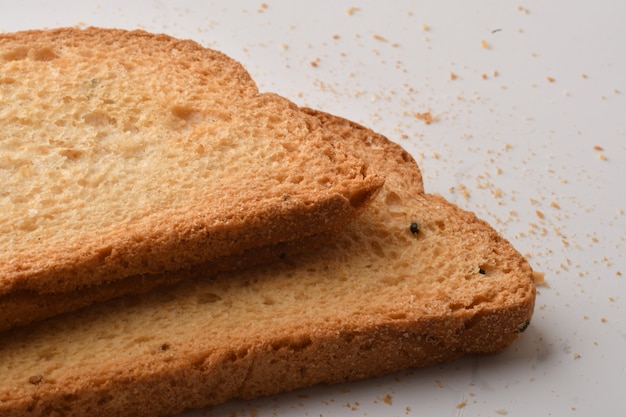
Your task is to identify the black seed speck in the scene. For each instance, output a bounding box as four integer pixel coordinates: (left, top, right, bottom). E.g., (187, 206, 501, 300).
(516, 320, 531, 333)
(410, 222, 419, 234)
(479, 268, 486, 275)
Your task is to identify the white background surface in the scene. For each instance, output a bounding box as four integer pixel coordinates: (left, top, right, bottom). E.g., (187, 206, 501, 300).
(2, 1, 624, 416)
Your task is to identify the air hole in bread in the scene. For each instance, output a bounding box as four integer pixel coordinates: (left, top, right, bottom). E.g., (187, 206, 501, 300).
(170, 105, 202, 122)
(196, 292, 221, 304)
(370, 240, 385, 258)
(384, 191, 404, 212)
(270, 335, 312, 352)
(58, 149, 83, 160)
(2, 47, 28, 61)
(29, 47, 59, 62)
(83, 111, 116, 128)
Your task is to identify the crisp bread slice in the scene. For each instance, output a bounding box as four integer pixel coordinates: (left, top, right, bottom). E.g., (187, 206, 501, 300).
(0, 28, 382, 297)
(0, 109, 535, 417)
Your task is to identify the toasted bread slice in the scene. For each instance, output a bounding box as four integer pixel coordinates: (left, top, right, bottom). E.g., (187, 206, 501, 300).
(0, 231, 333, 332)
(0, 110, 535, 417)
(0, 28, 382, 296)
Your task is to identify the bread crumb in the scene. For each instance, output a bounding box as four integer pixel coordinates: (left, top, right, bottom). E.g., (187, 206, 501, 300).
(450, 72, 458, 80)
(532, 271, 548, 287)
(593, 145, 604, 151)
(550, 201, 561, 209)
(495, 409, 508, 415)
(600, 317, 607, 323)
(517, 5, 529, 14)
(547, 76, 555, 83)
(598, 153, 607, 161)
(382, 394, 393, 405)
(422, 23, 430, 31)
(346, 7, 360, 15)
(456, 401, 467, 409)
(493, 70, 499, 77)
(481, 40, 491, 49)
(535, 210, 545, 219)
(373, 34, 388, 42)
(481, 73, 488, 80)
(310, 58, 320, 67)
(582, 73, 589, 79)
(414, 112, 437, 124)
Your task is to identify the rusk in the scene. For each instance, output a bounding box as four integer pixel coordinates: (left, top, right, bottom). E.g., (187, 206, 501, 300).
(0, 109, 536, 417)
(0, 28, 382, 296)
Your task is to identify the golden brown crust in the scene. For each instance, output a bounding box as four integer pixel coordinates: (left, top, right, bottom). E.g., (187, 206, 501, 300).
(0, 110, 535, 416)
(0, 28, 382, 296)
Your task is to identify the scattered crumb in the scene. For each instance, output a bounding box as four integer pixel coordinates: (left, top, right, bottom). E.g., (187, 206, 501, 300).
(422, 23, 430, 31)
(382, 394, 393, 405)
(495, 409, 508, 415)
(593, 145, 604, 151)
(481, 73, 488, 80)
(493, 70, 499, 77)
(414, 112, 438, 124)
(536, 210, 545, 219)
(332, 34, 340, 40)
(517, 5, 529, 14)
(600, 317, 607, 323)
(310, 58, 320, 67)
(582, 73, 589, 79)
(450, 72, 458, 80)
(373, 34, 388, 42)
(456, 401, 467, 409)
(598, 153, 607, 161)
(574, 353, 581, 359)
(547, 76, 555, 83)
(532, 270, 548, 287)
(481, 39, 491, 49)
(346, 7, 360, 15)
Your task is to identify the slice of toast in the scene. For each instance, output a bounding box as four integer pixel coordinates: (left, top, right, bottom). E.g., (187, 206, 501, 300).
(0, 28, 382, 297)
(0, 231, 333, 332)
(0, 110, 536, 417)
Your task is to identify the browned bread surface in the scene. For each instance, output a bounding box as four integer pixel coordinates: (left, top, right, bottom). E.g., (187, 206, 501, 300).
(0, 28, 382, 296)
(0, 110, 535, 417)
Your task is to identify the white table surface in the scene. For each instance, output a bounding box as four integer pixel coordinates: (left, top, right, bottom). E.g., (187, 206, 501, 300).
(3, 1, 624, 416)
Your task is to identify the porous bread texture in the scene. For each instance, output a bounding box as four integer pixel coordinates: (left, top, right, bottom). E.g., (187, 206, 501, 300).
(0, 230, 333, 332)
(0, 110, 536, 417)
(0, 28, 382, 295)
